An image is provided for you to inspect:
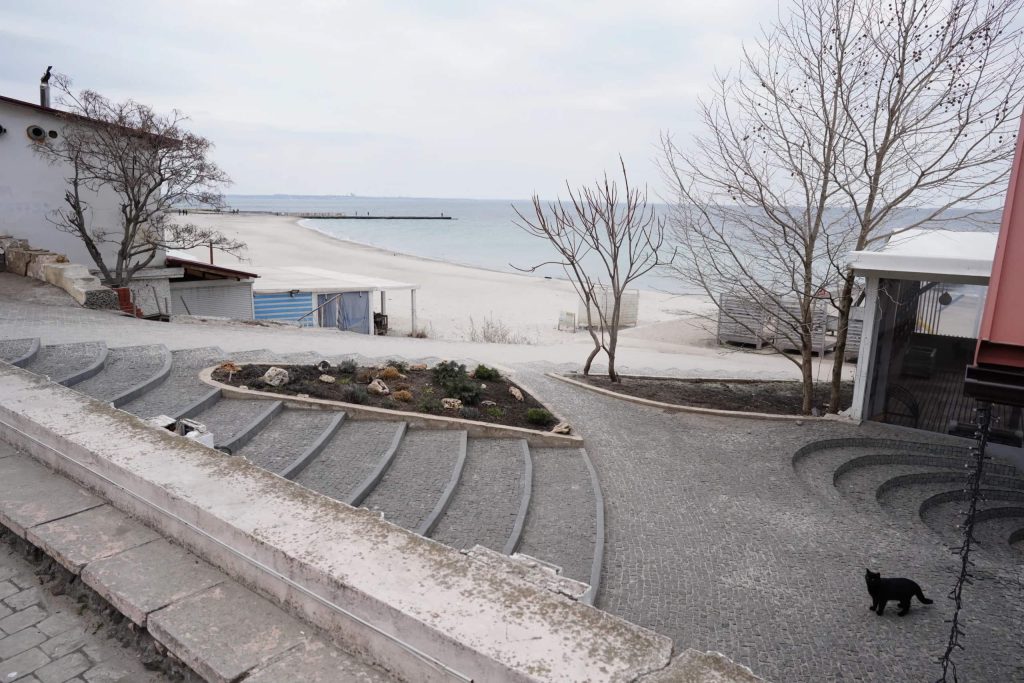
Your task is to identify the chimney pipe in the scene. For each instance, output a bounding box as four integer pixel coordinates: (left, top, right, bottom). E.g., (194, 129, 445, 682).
(39, 66, 53, 108)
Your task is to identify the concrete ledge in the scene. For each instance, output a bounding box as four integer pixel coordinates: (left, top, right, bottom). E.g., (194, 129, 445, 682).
(0, 362, 679, 682)
(0, 235, 119, 310)
(110, 345, 173, 407)
(10, 338, 40, 368)
(348, 422, 408, 506)
(25, 503, 161, 574)
(638, 649, 764, 682)
(280, 412, 347, 480)
(550, 372, 852, 423)
(201, 367, 584, 448)
(502, 440, 532, 555)
(416, 431, 468, 537)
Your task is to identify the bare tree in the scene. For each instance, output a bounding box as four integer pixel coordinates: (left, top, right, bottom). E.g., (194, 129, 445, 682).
(825, 0, 1024, 412)
(514, 159, 671, 381)
(34, 74, 244, 287)
(661, 0, 858, 414)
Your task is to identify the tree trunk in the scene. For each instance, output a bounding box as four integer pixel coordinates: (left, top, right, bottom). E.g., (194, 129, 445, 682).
(828, 274, 856, 412)
(801, 346, 814, 415)
(583, 330, 602, 376)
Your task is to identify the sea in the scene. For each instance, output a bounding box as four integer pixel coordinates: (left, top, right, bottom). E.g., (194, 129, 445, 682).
(222, 194, 1002, 294)
(223, 194, 683, 292)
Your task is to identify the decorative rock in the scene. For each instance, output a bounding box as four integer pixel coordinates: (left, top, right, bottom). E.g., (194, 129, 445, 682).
(481, 400, 497, 407)
(262, 367, 290, 387)
(551, 422, 572, 435)
(480, 384, 487, 390)
(316, 360, 332, 372)
(319, 374, 336, 384)
(367, 378, 390, 396)
(509, 386, 524, 402)
(441, 398, 463, 410)
(410, 363, 428, 371)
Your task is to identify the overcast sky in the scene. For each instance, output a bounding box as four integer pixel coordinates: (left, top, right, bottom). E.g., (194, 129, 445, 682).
(1, 1, 780, 199)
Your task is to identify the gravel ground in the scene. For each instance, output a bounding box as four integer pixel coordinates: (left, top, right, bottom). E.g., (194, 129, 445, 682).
(516, 447, 596, 584)
(20, 342, 105, 384)
(295, 421, 406, 503)
(430, 438, 526, 551)
(360, 429, 464, 531)
(71, 344, 168, 403)
(120, 347, 224, 419)
(237, 408, 341, 473)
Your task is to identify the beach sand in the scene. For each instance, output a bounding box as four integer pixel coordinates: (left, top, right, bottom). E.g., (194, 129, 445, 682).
(178, 213, 716, 346)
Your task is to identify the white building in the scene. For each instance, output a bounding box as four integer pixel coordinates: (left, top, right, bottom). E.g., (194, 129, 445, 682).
(0, 93, 160, 270)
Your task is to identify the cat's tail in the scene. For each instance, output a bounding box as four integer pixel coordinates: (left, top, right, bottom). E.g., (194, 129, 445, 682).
(916, 588, 933, 605)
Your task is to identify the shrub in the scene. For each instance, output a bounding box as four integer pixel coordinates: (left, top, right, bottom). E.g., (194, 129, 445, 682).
(394, 383, 410, 392)
(380, 397, 398, 410)
(467, 315, 533, 344)
(355, 369, 375, 384)
(419, 397, 443, 414)
(379, 366, 403, 380)
(338, 359, 357, 374)
(393, 390, 413, 403)
(385, 359, 409, 373)
(432, 360, 481, 405)
(484, 406, 504, 420)
(458, 406, 481, 420)
(340, 385, 369, 405)
(473, 364, 502, 381)
(525, 408, 555, 426)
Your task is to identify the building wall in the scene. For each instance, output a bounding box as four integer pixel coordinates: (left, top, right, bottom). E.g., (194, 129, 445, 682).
(0, 100, 164, 273)
(171, 280, 254, 320)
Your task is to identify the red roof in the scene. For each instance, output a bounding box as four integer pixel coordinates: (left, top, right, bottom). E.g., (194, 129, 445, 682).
(165, 255, 259, 281)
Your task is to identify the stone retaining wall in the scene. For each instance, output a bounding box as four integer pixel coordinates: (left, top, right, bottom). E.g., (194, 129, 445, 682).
(0, 236, 117, 309)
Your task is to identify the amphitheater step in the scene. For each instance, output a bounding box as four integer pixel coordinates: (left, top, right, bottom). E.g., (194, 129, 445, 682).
(119, 347, 225, 420)
(68, 344, 171, 406)
(517, 448, 596, 586)
(919, 488, 1024, 547)
(191, 397, 283, 451)
(359, 429, 467, 533)
(294, 421, 407, 504)
(236, 408, 343, 473)
(972, 507, 1024, 555)
(834, 463, 958, 509)
(430, 438, 530, 553)
(0, 337, 39, 367)
(20, 341, 107, 386)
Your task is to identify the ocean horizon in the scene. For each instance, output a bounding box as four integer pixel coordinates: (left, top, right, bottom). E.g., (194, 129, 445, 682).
(222, 194, 1001, 295)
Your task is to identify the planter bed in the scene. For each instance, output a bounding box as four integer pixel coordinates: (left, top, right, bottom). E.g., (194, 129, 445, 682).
(570, 375, 854, 416)
(212, 361, 560, 431)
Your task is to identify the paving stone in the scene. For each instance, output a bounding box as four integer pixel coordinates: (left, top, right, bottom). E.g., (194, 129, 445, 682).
(0, 626, 46, 659)
(35, 613, 79, 638)
(0, 603, 11, 620)
(26, 506, 160, 575)
(244, 638, 395, 683)
(4, 587, 43, 611)
(37, 627, 86, 659)
(34, 652, 89, 683)
(0, 647, 50, 680)
(0, 605, 46, 635)
(0, 455, 103, 538)
(147, 582, 308, 683)
(0, 580, 18, 601)
(81, 539, 227, 626)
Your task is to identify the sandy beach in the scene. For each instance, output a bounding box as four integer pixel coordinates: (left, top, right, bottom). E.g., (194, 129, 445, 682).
(175, 213, 851, 380)
(179, 213, 717, 344)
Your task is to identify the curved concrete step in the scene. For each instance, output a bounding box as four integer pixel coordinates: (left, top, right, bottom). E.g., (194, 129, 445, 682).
(879, 478, 1024, 535)
(944, 505, 1024, 557)
(919, 489, 1024, 546)
(360, 429, 466, 532)
(0, 337, 39, 367)
(834, 463, 957, 509)
(430, 439, 529, 552)
(236, 408, 343, 473)
(517, 448, 597, 587)
(71, 344, 171, 406)
(119, 347, 226, 419)
(294, 421, 407, 504)
(191, 398, 283, 451)
(21, 341, 107, 386)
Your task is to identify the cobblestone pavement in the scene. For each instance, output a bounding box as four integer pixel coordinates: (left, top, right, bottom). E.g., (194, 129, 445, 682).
(0, 540, 166, 683)
(520, 369, 1024, 683)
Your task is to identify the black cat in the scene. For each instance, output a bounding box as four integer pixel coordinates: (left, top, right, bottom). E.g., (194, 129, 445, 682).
(865, 569, 933, 616)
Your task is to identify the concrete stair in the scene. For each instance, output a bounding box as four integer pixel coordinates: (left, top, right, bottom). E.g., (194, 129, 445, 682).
(359, 429, 467, 534)
(3, 342, 604, 602)
(794, 437, 1024, 563)
(430, 438, 530, 553)
(71, 344, 172, 406)
(19, 341, 107, 386)
(0, 337, 39, 367)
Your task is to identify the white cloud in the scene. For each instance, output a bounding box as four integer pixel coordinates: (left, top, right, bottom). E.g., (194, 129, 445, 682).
(0, 0, 776, 198)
